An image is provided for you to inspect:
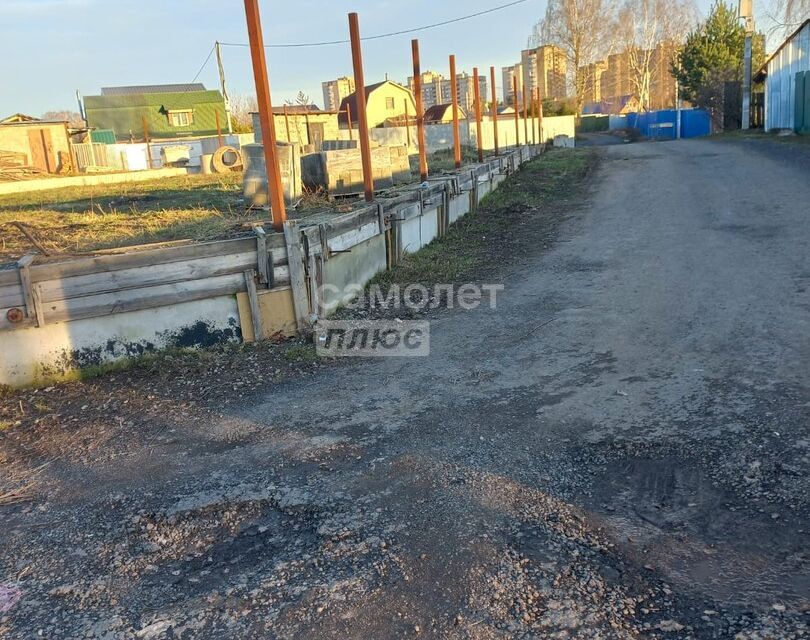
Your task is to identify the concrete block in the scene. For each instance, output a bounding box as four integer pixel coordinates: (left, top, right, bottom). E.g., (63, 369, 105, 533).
(322, 234, 387, 314)
(242, 143, 302, 207)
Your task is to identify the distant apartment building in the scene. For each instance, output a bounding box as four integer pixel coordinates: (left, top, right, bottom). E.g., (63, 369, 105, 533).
(322, 77, 355, 112)
(521, 45, 567, 101)
(580, 60, 609, 104)
(408, 71, 487, 113)
(582, 42, 677, 113)
(407, 71, 446, 109)
(648, 42, 677, 110)
(502, 63, 523, 106)
(599, 52, 634, 104)
(453, 72, 488, 113)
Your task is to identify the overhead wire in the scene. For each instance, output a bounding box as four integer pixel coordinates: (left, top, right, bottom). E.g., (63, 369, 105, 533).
(216, 0, 530, 49)
(191, 43, 216, 83)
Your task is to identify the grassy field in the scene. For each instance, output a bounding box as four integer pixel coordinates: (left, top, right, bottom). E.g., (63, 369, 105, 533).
(0, 173, 267, 264)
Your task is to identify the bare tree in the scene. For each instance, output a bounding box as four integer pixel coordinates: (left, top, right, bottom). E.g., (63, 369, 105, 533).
(229, 94, 257, 133)
(283, 92, 312, 145)
(40, 110, 85, 128)
(536, 0, 618, 112)
(765, 0, 810, 36)
(616, 0, 697, 110)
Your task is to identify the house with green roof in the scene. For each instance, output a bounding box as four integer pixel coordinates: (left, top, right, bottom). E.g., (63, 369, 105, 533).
(83, 84, 228, 141)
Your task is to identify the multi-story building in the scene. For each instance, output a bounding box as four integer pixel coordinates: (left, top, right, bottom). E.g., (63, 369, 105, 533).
(580, 61, 609, 105)
(599, 51, 634, 104)
(408, 71, 487, 113)
(521, 45, 567, 101)
(321, 77, 355, 112)
(407, 71, 446, 110)
(583, 42, 677, 112)
(648, 42, 678, 110)
(502, 63, 523, 106)
(451, 72, 488, 113)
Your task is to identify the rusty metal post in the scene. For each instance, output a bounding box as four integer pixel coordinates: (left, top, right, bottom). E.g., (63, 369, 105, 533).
(449, 54, 461, 169)
(282, 105, 291, 143)
(141, 115, 152, 169)
(490, 66, 499, 156)
(345, 103, 354, 140)
(348, 12, 374, 202)
(538, 89, 544, 144)
(512, 76, 520, 147)
(244, 0, 286, 229)
(522, 87, 529, 146)
(404, 98, 411, 147)
(534, 88, 540, 145)
(215, 110, 224, 148)
(473, 67, 484, 163)
(412, 39, 428, 181)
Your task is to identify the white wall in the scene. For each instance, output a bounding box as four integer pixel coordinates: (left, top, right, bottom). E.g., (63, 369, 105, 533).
(366, 115, 575, 155)
(765, 22, 810, 131)
(0, 296, 241, 387)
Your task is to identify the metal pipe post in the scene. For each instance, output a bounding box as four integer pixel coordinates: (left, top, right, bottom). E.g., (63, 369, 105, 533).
(348, 12, 374, 202)
(473, 67, 484, 163)
(244, 0, 286, 228)
(513, 76, 520, 146)
(412, 39, 429, 181)
(490, 66, 499, 155)
(522, 88, 528, 145)
(449, 54, 462, 169)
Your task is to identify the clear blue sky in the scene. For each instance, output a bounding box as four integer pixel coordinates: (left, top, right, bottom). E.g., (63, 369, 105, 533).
(1, 0, 746, 117)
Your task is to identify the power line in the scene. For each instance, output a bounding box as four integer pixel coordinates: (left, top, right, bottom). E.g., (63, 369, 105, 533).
(217, 0, 530, 49)
(191, 43, 216, 83)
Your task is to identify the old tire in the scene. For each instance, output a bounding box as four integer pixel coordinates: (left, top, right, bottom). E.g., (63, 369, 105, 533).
(211, 146, 243, 173)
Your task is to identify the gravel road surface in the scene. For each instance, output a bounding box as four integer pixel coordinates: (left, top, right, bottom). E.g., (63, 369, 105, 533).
(1, 139, 808, 639)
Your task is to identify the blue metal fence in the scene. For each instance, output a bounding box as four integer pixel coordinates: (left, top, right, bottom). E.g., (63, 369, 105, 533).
(609, 108, 711, 139)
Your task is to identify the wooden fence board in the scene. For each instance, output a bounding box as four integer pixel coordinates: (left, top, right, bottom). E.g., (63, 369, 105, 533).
(36, 251, 260, 303)
(0, 282, 24, 309)
(22, 235, 286, 283)
(327, 221, 381, 254)
(39, 273, 248, 325)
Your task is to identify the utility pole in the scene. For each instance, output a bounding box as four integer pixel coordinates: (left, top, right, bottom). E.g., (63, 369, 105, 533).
(739, 0, 755, 130)
(215, 41, 233, 135)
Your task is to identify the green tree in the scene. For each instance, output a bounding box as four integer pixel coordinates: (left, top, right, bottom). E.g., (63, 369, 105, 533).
(672, 1, 764, 128)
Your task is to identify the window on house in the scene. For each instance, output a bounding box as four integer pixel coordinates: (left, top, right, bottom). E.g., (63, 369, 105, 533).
(385, 97, 395, 110)
(168, 110, 194, 127)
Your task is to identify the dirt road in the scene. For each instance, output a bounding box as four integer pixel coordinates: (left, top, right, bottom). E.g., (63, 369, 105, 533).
(2, 140, 808, 639)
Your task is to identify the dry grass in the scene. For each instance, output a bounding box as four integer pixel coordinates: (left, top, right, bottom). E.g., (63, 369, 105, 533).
(0, 451, 48, 505)
(0, 173, 268, 264)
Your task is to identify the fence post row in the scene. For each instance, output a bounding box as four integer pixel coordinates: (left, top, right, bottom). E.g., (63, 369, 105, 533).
(348, 12, 374, 202)
(244, 0, 286, 229)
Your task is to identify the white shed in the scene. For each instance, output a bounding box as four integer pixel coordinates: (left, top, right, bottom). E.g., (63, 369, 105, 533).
(758, 20, 810, 131)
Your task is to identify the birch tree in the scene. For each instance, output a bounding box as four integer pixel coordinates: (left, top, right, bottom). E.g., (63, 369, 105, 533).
(616, 0, 697, 110)
(535, 0, 617, 112)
